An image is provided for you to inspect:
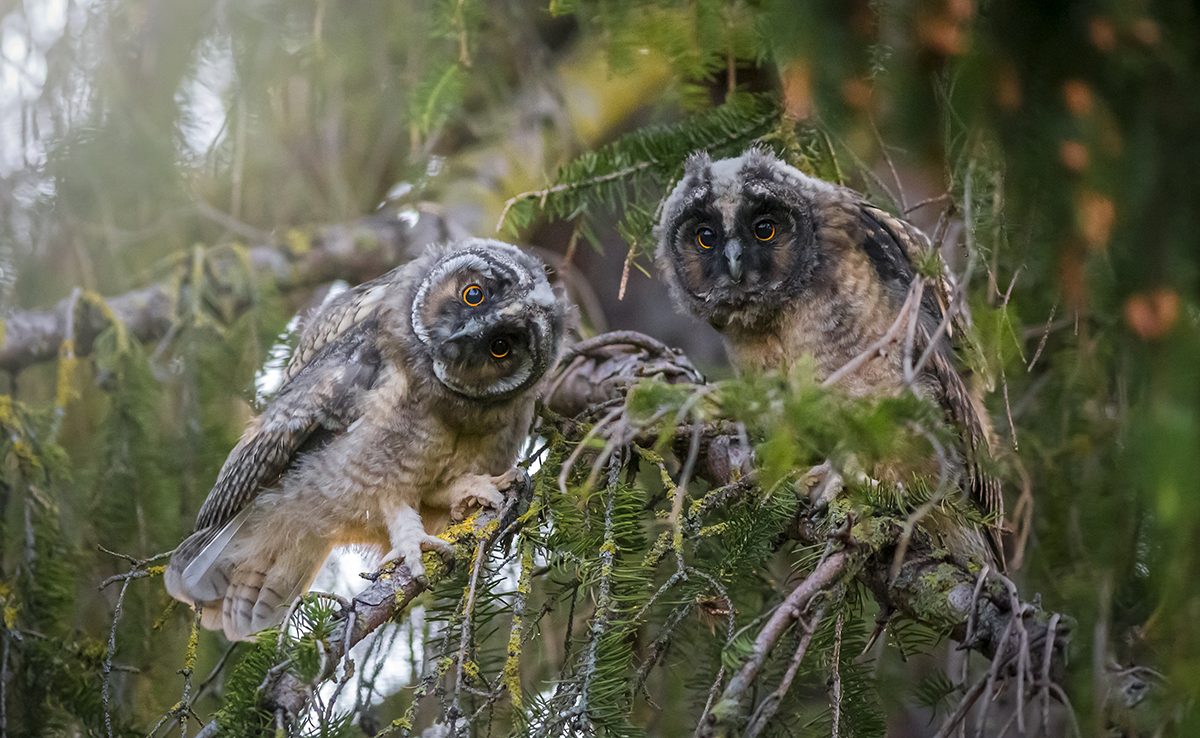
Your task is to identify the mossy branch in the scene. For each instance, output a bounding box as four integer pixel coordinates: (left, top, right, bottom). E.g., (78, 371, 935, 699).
(0, 211, 451, 374)
(195, 472, 531, 734)
(544, 331, 1074, 735)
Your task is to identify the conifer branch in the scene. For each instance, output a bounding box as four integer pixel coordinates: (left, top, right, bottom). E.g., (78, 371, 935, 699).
(495, 162, 654, 233)
(698, 548, 852, 737)
(546, 331, 1075, 735)
(197, 473, 529, 731)
(0, 211, 450, 374)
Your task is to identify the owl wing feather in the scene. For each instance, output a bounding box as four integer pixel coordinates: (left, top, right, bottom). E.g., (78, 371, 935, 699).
(168, 310, 389, 609)
(855, 202, 1004, 562)
(194, 314, 386, 534)
(284, 272, 395, 382)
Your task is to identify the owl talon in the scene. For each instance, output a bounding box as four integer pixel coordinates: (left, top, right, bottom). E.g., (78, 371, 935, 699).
(383, 506, 457, 583)
(449, 471, 516, 520)
(420, 536, 456, 563)
(451, 491, 505, 520)
(384, 535, 454, 579)
(802, 460, 843, 512)
(495, 467, 531, 495)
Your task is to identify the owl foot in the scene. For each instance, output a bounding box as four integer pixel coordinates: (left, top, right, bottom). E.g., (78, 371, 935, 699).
(801, 460, 844, 511)
(382, 533, 454, 584)
(384, 506, 454, 584)
(448, 469, 525, 520)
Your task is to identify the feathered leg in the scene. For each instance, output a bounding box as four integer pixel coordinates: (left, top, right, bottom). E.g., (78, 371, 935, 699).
(383, 505, 454, 582)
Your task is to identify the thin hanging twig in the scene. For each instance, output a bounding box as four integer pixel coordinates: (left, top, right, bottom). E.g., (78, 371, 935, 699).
(823, 277, 925, 388)
(1027, 302, 1058, 372)
(830, 610, 844, 738)
(744, 604, 828, 738)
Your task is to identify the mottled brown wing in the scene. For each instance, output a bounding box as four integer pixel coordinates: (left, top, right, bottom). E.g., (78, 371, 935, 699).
(193, 317, 385, 532)
(284, 271, 397, 381)
(857, 204, 1004, 560)
(859, 205, 955, 329)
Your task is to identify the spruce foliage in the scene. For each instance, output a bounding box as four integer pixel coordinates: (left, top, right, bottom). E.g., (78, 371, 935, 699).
(0, 0, 1197, 736)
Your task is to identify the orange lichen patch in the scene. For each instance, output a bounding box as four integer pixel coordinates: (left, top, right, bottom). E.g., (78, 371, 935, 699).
(918, 0, 974, 56)
(1058, 238, 1088, 311)
(919, 15, 967, 55)
(1062, 80, 1095, 117)
(781, 60, 813, 121)
(1090, 17, 1118, 51)
(1132, 18, 1161, 47)
(1078, 192, 1116, 250)
(841, 77, 874, 111)
(946, 0, 973, 21)
(995, 65, 1022, 111)
(1125, 289, 1180, 341)
(1060, 141, 1089, 171)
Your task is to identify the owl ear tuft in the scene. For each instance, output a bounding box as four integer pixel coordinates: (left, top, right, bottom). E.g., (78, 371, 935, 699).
(683, 150, 713, 174)
(737, 146, 785, 175)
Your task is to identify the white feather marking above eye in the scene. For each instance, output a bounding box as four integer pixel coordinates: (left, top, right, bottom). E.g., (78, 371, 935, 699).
(676, 186, 711, 214)
(182, 505, 254, 601)
(411, 252, 497, 346)
(528, 279, 557, 309)
(410, 244, 539, 346)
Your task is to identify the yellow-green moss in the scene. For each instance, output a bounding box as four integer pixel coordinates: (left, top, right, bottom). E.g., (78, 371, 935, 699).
(912, 562, 971, 627)
(642, 530, 673, 568)
(184, 607, 201, 672)
(152, 599, 180, 630)
(283, 229, 312, 255)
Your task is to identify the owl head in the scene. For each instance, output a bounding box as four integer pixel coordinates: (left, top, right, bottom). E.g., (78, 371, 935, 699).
(656, 147, 835, 330)
(404, 239, 566, 402)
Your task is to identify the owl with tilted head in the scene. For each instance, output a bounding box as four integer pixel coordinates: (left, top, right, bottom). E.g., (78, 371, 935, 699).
(165, 239, 567, 641)
(656, 147, 1003, 565)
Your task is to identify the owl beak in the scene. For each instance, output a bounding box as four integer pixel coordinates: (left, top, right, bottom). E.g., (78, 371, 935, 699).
(725, 240, 743, 283)
(445, 327, 475, 344)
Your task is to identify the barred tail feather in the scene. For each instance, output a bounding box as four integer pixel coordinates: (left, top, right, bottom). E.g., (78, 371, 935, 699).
(179, 506, 253, 601)
(168, 508, 330, 641)
(220, 542, 329, 642)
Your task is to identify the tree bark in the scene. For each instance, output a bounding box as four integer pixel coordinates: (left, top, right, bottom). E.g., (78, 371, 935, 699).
(0, 211, 453, 374)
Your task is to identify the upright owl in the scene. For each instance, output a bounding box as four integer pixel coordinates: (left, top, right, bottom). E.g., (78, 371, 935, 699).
(656, 147, 1002, 563)
(165, 239, 567, 641)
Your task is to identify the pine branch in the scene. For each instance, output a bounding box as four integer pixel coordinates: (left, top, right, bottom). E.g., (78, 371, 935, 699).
(699, 549, 852, 737)
(194, 475, 529, 734)
(0, 211, 451, 374)
(495, 95, 779, 238)
(256, 561, 429, 721)
(545, 331, 1075, 734)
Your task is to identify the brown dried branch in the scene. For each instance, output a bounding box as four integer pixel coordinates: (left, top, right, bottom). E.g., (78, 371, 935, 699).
(743, 604, 827, 738)
(697, 550, 853, 737)
(0, 211, 451, 374)
(544, 331, 1074, 735)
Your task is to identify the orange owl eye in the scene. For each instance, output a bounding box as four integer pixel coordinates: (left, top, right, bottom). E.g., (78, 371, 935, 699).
(697, 227, 716, 250)
(490, 337, 510, 358)
(754, 218, 775, 241)
(462, 285, 484, 306)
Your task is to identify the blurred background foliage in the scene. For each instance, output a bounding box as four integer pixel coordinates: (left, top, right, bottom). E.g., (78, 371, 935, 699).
(0, 0, 1196, 735)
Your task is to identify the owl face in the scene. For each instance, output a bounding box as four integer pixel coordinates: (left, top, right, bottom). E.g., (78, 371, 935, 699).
(656, 148, 831, 330)
(410, 240, 564, 401)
